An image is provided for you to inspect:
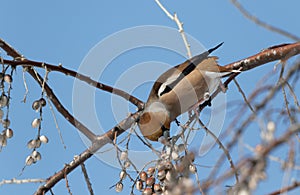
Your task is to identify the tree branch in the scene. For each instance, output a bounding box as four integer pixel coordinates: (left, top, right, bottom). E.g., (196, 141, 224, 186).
(230, 0, 300, 41)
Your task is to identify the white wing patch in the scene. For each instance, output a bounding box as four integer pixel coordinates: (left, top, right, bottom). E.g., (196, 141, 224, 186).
(157, 73, 181, 97)
(204, 71, 230, 78)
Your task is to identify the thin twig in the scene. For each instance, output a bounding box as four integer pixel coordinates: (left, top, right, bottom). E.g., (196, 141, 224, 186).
(154, 0, 192, 58)
(267, 181, 300, 195)
(230, 0, 300, 41)
(21, 67, 29, 103)
(80, 163, 94, 195)
(203, 61, 300, 190)
(196, 118, 239, 184)
(46, 98, 66, 149)
(233, 79, 255, 113)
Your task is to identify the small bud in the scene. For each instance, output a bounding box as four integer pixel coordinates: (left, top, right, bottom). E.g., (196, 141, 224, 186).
(139, 171, 147, 182)
(39, 98, 46, 107)
(115, 182, 123, 192)
(2, 119, 10, 128)
(120, 151, 128, 161)
(39, 135, 49, 144)
(32, 100, 41, 111)
(0, 94, 8, 107)
(147, 167, 155, 176)
(146, 176, 155, 187)
(136, 180, 143, 191)
(4, 74, 12, 83)
(5, 128, 13, 138)
(31, 118, 40, 128)
(25, 156, 34, 166)
(119, 170, 126, 180)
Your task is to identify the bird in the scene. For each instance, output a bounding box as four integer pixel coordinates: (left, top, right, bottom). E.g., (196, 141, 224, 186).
(138, 43, 239, 141)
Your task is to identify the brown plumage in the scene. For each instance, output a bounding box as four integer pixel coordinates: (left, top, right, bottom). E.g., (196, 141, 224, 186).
(138, 43, 238, 141)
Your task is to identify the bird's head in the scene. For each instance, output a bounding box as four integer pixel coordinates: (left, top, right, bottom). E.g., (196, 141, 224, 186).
(138, 101, 171, 141)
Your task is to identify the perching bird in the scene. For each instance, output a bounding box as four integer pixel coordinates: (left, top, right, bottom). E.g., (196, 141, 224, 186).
(138, 43, 239, 141)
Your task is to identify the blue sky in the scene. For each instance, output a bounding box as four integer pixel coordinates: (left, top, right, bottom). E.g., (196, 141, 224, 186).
(1, 1, 300, 195)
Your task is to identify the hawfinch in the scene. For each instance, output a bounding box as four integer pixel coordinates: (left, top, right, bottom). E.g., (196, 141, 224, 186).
(138, 43, 238, 141)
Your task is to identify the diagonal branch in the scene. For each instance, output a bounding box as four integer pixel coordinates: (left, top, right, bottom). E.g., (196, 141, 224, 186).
(224, 42, 300, 71)
(0, 38, 96, 141)
(230, 0, 300, 41)
(2, 58, 144, 110)
(34, 112, 139, 195)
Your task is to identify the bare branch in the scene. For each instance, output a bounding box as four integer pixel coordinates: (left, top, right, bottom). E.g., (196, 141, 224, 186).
(224, 42, 300, 71)
(230, 0, 300, 41)
(267, 181, 300, 195)
(0, 178, 46, 186)
(81, 162, 94, 195)
(34, 112, 139, 195)
(154, 0, 192, 58)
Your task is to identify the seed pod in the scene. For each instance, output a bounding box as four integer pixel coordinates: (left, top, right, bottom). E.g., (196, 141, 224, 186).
(139, 171, 147, 182)
(177, 144, 185, 153)
(147, 167, 155, 176)
(2, 119, 10, 128)
(0, 94, 8, 107)
(119, 170, 126, 180)
(153, 184, 162, 192)
(157, 170, 166, 181)
(0, 134, 7, 146)
(171, 151, 179, 160)
(25, 156, 34, 166)
(136, 180, 143, 191)
(115, 182, 123, 192)
(35, 139, 41, 148)
(120, 151, 128, 161)
(267, 121, 276, 132)
(4, 74, 12, 83)
(39, 135, 49, 144)
(32, 150, 41, 161)
(146, 176, 155, 187)
(32, 100, 41, 111)
(5, 128, 13, 138)
(123, 160, 130, 168)
(39, 98, 46, 107)
(142, 188, 152, 195)
(27, 139, 41, 149)
(31, 118, 40, 128)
